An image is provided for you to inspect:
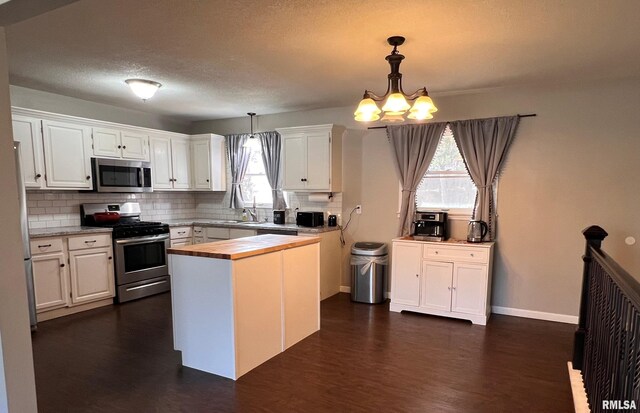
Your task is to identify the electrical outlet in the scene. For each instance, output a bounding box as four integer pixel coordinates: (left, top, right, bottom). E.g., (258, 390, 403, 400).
(356, 205, 362, 215)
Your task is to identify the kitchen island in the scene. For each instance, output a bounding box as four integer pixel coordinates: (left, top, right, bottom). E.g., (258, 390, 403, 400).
(168, 234, 321, 380)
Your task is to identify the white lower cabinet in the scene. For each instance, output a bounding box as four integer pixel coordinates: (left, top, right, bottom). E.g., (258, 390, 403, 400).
(32, 252, 69, 311)
(31, 234, 116, 320)
(69, 247, 115, 304)
(390, 239, 494, 325)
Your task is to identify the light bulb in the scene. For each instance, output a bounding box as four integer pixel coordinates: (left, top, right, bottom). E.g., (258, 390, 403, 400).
(407, 111, 434, 120)
(354, 98, 381, 122)
(242, 136, 261, 150)
(409, 95, 438, 114)
(381, 93, 410, 114)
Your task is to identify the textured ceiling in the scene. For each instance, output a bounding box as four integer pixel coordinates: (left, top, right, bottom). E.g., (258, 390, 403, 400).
(5, 0, 640, 121)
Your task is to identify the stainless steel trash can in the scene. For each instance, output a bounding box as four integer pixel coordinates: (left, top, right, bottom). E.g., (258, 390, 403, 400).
(350, 242, 388, 304)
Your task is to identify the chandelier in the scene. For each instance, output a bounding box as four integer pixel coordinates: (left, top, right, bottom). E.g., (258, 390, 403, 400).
(354, 36, 437, 123)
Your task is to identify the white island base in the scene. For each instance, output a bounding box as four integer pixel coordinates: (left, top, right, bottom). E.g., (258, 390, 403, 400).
(169, 235, 320, 380)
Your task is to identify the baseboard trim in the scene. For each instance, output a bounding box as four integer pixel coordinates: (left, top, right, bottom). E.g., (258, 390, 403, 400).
(492, 305, 578, 324)
(567, 362, 589, 413)
(340, 286, 391, 299)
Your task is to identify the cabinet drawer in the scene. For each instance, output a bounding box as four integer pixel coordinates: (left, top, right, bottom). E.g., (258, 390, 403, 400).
(192, 226, 204, 237)
(205, 227, 230, 239)
(68, 234, 112, 251)
(170, 226, 192, 239)
(30, 238, 64, 254)
(424, 245, 489, 264)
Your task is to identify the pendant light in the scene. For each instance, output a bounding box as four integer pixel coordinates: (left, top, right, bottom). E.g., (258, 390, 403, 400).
(242, 112, 261, 150)
(125, 79, 162, 101)
(354, 36, 437, 122)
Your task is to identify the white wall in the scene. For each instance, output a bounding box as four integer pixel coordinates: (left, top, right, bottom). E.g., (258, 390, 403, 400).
(10, 85, 190, 133)
(0, 28, 38, 413)
(194, 77, 640, 317)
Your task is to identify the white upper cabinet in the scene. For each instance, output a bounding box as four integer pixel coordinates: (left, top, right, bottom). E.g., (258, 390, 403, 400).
(277, 124, 343, 192)
(150, 135, 192, 190)
(120, 130, 149, 160)
(42, 119, 93, 189)
(150, 136, 173, 189)
(92, 127, 149, 161)
(12, 114, 45, 189)
(171, 137, 191, 189)
(190, 134, 227, 191)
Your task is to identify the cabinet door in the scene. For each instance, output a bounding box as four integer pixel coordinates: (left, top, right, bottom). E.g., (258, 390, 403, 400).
(282, 133, 306, 190)
(305, 131, 331, 190)
(121, 130, 149, 160)
(12, 115, 45, 188)
(191, 139, 212, 189)
(150, 136, 173, 189)
(42, 120, 93, 189)
(92, 127, 121, 158)
(32, 252, 69, 312)
(420, 261, 453, 312)
(69, 247, 115, 305)
(171, 138, 192, 189)
(391, 242, 422, 306)
(171, 239, 193, 247)
(451, 263, 487, 315)
(229, 229, 257, 239)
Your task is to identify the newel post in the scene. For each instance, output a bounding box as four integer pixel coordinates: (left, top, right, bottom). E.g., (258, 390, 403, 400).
(572, 225, 608, 370)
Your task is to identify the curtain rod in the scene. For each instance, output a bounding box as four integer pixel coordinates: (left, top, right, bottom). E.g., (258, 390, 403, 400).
(367, 113, 537, 130)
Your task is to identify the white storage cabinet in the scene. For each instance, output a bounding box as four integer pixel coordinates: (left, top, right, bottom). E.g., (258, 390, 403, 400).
(277, 124, 343, 192)
(390, 239, 494, 325)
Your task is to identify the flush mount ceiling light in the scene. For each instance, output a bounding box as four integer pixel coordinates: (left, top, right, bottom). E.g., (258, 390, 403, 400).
(125, 79, 162, 101)
(242, 112, 261, 149)
(354, 36, 438, 123)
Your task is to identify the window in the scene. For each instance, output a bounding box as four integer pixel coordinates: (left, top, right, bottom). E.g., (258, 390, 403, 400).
(415, 126, 476, 216)
(240, 146, 272, 207)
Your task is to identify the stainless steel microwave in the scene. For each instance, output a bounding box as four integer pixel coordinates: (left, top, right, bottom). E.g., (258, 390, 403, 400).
(91, 158, 153, 193)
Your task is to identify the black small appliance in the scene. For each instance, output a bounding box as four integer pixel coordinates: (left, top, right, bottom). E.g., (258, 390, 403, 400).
(296, 211, 324, 227)
(413, 211, 447, 241)
(273, 210, 286, 225)
(328, 214, 337, 227)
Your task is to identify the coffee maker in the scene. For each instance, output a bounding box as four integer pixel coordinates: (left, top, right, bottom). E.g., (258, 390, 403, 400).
(413, 211, 447, 241)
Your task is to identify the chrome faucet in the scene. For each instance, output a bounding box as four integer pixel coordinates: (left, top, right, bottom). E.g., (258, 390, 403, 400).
(249, 201, 258, 222)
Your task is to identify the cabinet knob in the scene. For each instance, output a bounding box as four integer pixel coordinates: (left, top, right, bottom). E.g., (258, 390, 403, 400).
(452, 286, 456, 290)
(448, 286, 451, 290)
(117, 145, 122, 149)
(35, 173, 42, 179)
(86, 175, 91, 180)
(122, 146, 126, 149)
(415, 274, 419, 278)
(434, 251, 439, 254)
(470, 253, 474, 257)
(108, 256, 112, 260)
(60, 263, 65, 268)
(206, 179, 210, 182)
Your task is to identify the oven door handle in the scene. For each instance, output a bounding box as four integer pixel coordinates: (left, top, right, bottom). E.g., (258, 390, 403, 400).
(115, 234, 170, 245)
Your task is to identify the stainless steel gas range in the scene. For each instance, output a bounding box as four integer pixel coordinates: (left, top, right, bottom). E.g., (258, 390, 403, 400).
(81, 202, 170, 303)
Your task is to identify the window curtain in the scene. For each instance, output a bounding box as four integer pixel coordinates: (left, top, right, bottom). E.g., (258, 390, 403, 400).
(448, 116, 520, 240)
(257, 131, 287, 210)
(388, 122, 448, 236)
(226, 134, 251, 209)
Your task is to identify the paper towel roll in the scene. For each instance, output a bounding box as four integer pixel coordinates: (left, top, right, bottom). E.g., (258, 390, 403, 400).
(308, 193, 331, 202)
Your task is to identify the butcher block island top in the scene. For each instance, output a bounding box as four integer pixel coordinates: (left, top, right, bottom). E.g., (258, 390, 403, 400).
(168, 234, 321, 380)
(167, 234, 320, 260)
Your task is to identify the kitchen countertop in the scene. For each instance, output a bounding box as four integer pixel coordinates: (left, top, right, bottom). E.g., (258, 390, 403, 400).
(29, 226, 113, 238)
(168, 234, 321, 260)
(162, 218, 339, 233)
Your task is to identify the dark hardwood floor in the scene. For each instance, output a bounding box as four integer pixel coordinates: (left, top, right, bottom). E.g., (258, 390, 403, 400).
(32, 293, 575, 412)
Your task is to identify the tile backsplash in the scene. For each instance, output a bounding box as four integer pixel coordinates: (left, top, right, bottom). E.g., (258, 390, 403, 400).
(26, 191, 197, 229)
(27, 190, 342, 228)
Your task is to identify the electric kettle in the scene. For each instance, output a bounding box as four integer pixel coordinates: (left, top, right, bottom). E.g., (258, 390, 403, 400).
(467, 220, 488, 243)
